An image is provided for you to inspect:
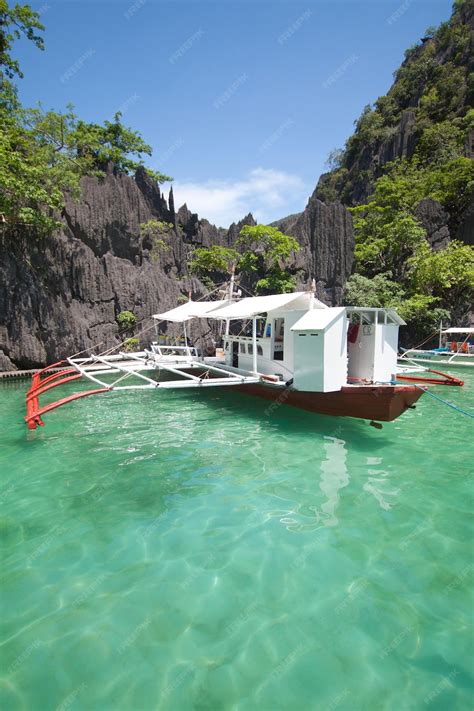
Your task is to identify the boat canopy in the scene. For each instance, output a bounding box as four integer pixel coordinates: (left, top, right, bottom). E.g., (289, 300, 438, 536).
(206, 292, 326, 320)
(153, 299, 230, 322)
(442, 327, 474, 334)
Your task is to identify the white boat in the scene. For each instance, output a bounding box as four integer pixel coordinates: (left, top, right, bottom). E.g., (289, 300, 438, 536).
(24, 283, 464, 430)
(399, 327, 474, 369)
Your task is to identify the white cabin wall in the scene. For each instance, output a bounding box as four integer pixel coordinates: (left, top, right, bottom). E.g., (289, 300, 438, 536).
(373, 325, 398, 382)
(293, 332, 325, 391)
(280, 310, 308, 372)
(292, 312, 347, 393)
(323, 318, 348, 391)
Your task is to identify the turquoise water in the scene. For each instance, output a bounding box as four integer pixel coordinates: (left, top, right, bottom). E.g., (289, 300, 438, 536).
(1, 375, 473, 710)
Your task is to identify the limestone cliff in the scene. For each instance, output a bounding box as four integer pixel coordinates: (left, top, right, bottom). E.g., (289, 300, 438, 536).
(0, 165, 354, 370)
(272, 191, 354, 305)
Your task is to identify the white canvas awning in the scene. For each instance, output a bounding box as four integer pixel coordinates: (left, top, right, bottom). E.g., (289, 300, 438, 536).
(290, 307, 346, 332)
(442, 327, 474, 334)
(153, 300, 230, 322)
(206, 292, 326, 320)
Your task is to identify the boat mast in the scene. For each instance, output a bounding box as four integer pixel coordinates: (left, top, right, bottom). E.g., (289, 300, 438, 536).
(225, 263, 236, 337)
(183, 290, 191, 350)
(439, 319, 443, 349)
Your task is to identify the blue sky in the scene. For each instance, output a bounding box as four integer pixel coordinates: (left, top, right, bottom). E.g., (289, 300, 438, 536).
(17, 0, 453, 227)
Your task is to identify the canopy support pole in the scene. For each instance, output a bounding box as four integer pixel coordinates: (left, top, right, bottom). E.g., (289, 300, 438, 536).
(252, 317, 257, 373)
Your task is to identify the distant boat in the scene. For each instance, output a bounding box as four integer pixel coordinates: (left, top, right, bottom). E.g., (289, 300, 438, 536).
(24, 281, 464, 430)
(399, 326, 474, 370)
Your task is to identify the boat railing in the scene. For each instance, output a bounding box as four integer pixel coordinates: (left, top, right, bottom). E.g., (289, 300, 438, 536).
(150, 344, 198, 360)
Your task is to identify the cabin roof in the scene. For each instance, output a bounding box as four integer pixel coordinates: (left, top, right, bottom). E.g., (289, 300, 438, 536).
(290, 307, 346, 332)
(345, 307, 406, 326)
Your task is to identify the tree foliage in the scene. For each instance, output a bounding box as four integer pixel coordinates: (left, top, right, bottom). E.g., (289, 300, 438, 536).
(236, 225, 300, 294)
(0, 1, 172, 239)
(0, 0, 44, 81)
(408, 240, 474, 312)
(188, 245, 239, 276)
(187, 225, 300, 294)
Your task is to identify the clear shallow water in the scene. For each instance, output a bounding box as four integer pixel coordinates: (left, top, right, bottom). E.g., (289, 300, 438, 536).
(0, 374, 473, 711)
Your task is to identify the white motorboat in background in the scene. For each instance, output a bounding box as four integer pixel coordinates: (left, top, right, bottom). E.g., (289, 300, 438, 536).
(399, 326, 474, 369)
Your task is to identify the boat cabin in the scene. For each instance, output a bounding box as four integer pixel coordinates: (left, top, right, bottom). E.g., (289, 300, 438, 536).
(150, 292, 406, 393)
(221, 305, 404, 391)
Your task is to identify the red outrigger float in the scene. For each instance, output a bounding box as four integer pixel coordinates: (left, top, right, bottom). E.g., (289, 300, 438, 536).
(24, 290, 464, 431)
(25, 361, 108, 430)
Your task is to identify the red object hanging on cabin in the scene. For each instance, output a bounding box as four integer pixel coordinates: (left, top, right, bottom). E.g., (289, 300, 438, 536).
(347, 323, 360, 344)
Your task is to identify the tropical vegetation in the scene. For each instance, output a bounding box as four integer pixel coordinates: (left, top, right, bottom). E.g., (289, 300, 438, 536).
(318, 0, 474, 334)
(0, 0, 170, 238)
(188, 225, 300, 294)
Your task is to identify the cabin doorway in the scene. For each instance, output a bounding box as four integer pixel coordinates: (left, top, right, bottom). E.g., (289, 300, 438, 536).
(232, 341, 239, 367)
(273, 318, 284, 361)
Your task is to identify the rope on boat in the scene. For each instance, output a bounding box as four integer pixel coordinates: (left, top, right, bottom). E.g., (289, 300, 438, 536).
(67, 280, 232, 361)
(415, 385, 474, 419)
(409, 329, 440, 351)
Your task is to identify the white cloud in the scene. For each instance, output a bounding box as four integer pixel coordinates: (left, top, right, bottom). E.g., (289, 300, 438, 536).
(170, 168, 309, 228)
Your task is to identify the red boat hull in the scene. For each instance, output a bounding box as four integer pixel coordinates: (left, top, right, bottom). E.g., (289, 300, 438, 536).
(234, 383, 424, 422)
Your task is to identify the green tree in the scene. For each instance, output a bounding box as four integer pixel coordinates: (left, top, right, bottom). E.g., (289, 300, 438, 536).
(188, 245, 239, 277)
(0, 1, 172, 239)
(0, 0, 44, 82)
(344, 273, 405, 308)
(407, 240, 474, 315)
(236, 224, 300, 294)
(352, 208, 426, 280)
(72, 113, 172, 182)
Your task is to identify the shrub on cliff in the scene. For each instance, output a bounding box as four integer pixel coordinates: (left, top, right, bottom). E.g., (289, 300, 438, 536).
(117, 311, 137, 333)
